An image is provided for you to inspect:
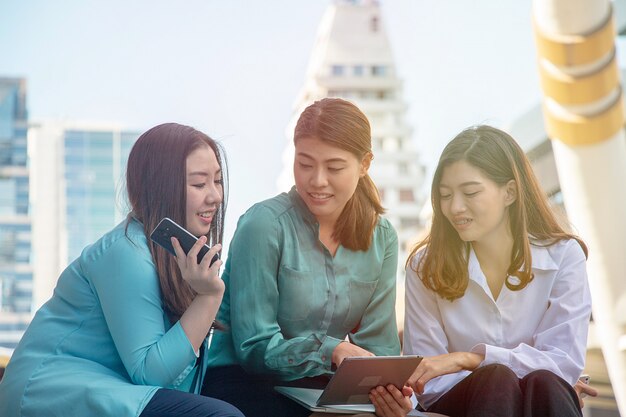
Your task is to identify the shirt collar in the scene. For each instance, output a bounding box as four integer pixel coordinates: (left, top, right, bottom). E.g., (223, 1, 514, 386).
(528, 242, 559, 271)
(467, 240, 559, 283)
(288, 186, 318, 226)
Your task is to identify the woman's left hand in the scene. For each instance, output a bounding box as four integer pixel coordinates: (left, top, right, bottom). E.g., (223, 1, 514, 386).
(574, 379, 598, 408)
(369, 384, 414, 417)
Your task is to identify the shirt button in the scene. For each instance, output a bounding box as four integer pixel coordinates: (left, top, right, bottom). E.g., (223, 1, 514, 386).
(322, 356, 327, 362)
(288, 359, 293, 364)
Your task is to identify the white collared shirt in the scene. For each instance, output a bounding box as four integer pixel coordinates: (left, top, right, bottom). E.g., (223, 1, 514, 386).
(403, 238, 591, 409)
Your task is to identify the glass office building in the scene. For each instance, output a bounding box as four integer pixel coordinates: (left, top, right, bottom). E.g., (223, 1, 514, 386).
(0, 78, 31, 348)
(27, 123, 140, 313)
(62, 128, 138, 263)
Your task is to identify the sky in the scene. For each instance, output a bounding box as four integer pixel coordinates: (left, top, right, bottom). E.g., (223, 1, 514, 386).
(0, 0, 542, 239)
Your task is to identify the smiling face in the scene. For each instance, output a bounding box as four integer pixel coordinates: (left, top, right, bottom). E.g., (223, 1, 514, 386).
(294, 136, 369, 228)
(185, 145, 223, 237)
(438, 160, 516, 246)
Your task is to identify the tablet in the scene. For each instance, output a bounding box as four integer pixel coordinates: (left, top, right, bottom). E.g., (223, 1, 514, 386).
(275, 355, 422, 411)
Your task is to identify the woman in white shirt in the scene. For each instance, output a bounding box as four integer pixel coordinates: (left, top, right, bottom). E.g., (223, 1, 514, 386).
(370, 125, 592, 417)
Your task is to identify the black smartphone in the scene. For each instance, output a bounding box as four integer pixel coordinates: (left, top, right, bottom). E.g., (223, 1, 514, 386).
(150, 217, 219, 265)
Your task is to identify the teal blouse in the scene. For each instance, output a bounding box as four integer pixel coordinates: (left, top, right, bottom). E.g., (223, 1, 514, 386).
(207, 187, 400, 380)
(0, 219, 207, 417)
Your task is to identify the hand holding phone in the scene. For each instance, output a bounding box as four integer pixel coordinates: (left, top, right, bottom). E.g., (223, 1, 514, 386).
(150, 217, 219, 265)
(578, 374, 590, 398)
(574, 374, 598, 409)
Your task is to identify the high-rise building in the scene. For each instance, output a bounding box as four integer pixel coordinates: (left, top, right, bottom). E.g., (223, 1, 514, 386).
(0, 78, 32, 349)
(29, 122, 140, 309)
(278, 0, 426, 263)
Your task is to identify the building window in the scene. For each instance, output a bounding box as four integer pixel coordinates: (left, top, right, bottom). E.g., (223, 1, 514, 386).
(331, 65, 344, 76)
(400, 217, 420, 228)
(372, 65, 386, 76)
(549, 190, 564, 206)
(374, 137, 384, 150)
(353, 65, 364, 76)
(370, 16, 379, 32)
(398, 163, 408, 174)
(383, 137, 398, 152)
(399, 189, 415, 202)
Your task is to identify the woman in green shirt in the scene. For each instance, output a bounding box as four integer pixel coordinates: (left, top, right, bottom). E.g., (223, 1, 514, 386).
(203, 98, 401, 417)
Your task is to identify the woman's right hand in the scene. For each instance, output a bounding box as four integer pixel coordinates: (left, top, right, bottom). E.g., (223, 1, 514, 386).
(331, 341, 374, 367)
(369, 384, 414, 417)
(407, 352, 483, 395)
(171, 236, 224, 296)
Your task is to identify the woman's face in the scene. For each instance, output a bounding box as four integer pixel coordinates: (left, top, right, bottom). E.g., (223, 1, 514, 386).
(438, 160, 515, 246)
(185, 145, 223, 237)
(294, 136, 369, 227)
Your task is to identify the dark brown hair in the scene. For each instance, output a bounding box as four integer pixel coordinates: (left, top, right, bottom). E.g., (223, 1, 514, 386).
(294, 98, 383, 251)
(125, 123, 227, 323)
(407, 125, 587, 300)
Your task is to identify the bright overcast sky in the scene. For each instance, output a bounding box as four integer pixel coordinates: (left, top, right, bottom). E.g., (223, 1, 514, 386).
(0, 0, 541, 238)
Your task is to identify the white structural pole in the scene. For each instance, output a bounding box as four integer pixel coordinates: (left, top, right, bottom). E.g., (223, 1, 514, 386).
(533, 0, 626, 414)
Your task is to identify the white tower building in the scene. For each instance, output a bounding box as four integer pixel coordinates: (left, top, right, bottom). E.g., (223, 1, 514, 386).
(278, 0, 426, 265)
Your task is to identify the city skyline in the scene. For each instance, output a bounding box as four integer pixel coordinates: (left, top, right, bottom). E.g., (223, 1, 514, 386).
(0, 0, 542, 238)
(0, 0, 541, 346)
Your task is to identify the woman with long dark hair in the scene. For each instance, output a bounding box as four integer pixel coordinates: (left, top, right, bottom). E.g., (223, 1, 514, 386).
(202, 98, 401, 417)
(370, 125, 592, 417)
(0, 123, 243, 417)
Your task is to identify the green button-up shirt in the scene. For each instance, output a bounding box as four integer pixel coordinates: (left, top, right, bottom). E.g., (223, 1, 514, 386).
(207, 187, 400, 380)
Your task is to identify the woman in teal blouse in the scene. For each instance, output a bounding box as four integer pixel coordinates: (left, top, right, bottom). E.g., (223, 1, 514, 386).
(0, 123, 243, 417)
(202, 98, 401, 417)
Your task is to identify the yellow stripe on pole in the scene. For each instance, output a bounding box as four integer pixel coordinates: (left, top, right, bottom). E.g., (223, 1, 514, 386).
(0, 355, 9, 368)
(538, 51, 619, 105)
(534, 6, 614, 66)
(543, 92, 624, 146)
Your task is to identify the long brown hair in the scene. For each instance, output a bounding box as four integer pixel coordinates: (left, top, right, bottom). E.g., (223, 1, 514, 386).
(407, 125, 587, 301)
(125, 123, 228, 323)
(294, 98, 383, 251)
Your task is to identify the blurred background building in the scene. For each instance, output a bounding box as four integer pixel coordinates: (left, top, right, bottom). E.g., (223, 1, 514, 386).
(278, 0, 427, 273)
(0, 77, 31, 349)
(28, 122, 139, 309)
(0, 114, 140, 347)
